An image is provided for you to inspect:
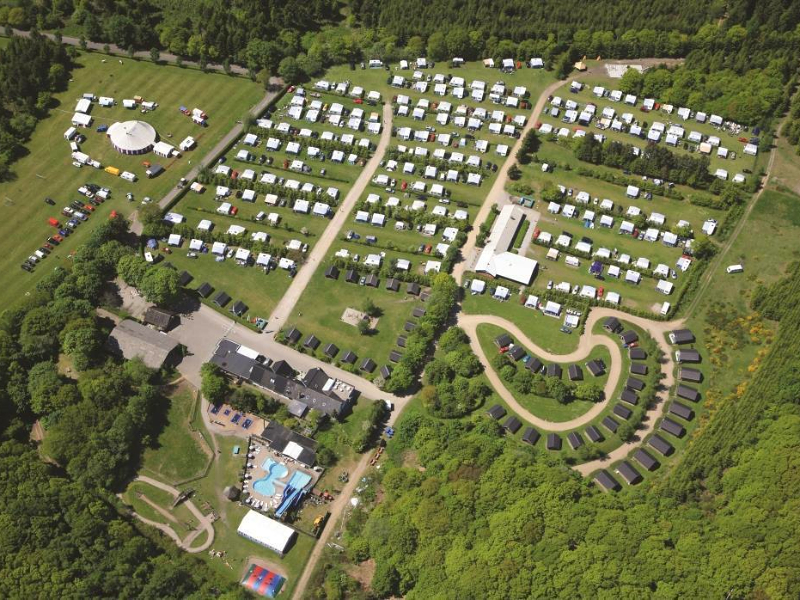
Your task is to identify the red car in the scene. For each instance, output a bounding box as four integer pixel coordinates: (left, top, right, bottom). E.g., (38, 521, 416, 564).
(231, 206, 238, 215)
(597, 287, 604, 297)
(353, 98, 363, 104)
(83, 204, 95, 212)
(48, 218, 61, 228)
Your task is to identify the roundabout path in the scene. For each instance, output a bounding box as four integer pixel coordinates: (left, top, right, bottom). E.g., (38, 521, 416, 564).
(459, 308, 683, 471)
(459, 312, 621, 431)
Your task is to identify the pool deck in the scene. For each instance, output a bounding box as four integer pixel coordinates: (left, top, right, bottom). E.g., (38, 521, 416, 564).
(243, 439, 320, 510)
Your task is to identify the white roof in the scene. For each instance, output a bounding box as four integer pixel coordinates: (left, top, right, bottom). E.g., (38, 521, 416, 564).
(107, 120, 156, 152)
(237, 510, 296, 554)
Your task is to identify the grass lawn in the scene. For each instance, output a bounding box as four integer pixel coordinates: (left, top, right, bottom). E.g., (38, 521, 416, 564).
(286, 273, 421, 370)
(140, 383, 211, 484)
(166, 248, 293, 324)
(476, 323, 611, 421)
(461, 292, 581, 354)
(0, 50, 263, 311)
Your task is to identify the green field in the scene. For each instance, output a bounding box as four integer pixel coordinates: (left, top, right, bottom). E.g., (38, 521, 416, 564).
(122, 480, 199, 539)
(477, 323, 611, 421)
(285, 272, 422, 373)
(140, 385, 211, 484)
(0, 50, 263, 310)
(462, 291, 582, 354)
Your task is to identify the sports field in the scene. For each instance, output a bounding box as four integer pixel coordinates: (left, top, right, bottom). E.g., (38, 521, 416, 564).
(0, 50, 262, 309)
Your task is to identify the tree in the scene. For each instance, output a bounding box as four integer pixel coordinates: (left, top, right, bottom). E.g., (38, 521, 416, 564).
(278, 56, 303, 84)
(617, 421, 635, 441)
(426, 32, 448, 62)
(117, 255, 149, 288)
(362, 298, 380, 318)
(575, 382, 604, 403)
(127, 45, 134, 59)
(62, 326, 102, 371)
(79, 36, 87, 50)
(27, 361, 64, 414)
(200, 363, 229, 405)
(546, 378, 573, 404)
(103, 44, 110, 55)
(357, 319, 370, 336)
(139, 267, 181, 306)
(508, 163, 522, 181)
(149, 47, 160, 63)
(222, 58, 231, 75)
(693, 236, 717, 260)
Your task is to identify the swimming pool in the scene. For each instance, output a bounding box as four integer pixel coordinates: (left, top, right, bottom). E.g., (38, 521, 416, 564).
(252, 459, 289, 496)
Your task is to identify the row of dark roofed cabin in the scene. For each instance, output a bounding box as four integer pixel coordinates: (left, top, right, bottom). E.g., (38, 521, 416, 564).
(586, 359, 605, 376)
(494, 333, 513, 348)
(567, 431, 583, 450)
(197, 282, 213, 298)
(678, 367, 703, 383)
(178, 270, 193, 286)
(386, 277, 400, 292)
(527, 357, 544, 373)
(522, 427, 540, 445)
(361, 358, 377, 372)
(602, 415, 619, 433)
(620, 330, 638, 345)
(231, 300, 248, 317)
(408, 282, 421, 296)
(627, 376, 645, 391)
(660, 417, 685, 438)
(669, 328, 695, 344)
(365, 274, 379, 287)
(546, 363, 562, 378)
(508, 345, 526, 361)
(613, 404, 632, 420)
(603, 316, 622, 333)
(546, 433, 562, 450)
(630, 362, 648, 376)
(324, 343, 339, 358)
(568, 364, 583, 381)
(404, 321, 416, 332)
(616, 461, 642, 485)
(213, 291, 231, 307)
(380, 365, 392, 379)
(676, 384, 700, 402)
(503, 416, 522, 433)
(634, 448, 659, 471)
(675, 348, 701, 363)
(648, 434, 674, 456)
(389, 350, 403, 363)
(345, 269, 359, 283)
(669, 401, 694, 421)
(325, 265, 339, 279)
(585, 425, 603, 442)
(595, 470, 621, 491)
(304, 334, 320, 350)
(629, 347, 647, 360)
(487, 404, 506, 420)
(412, 306, 426, 318)
(397, 335, 406, 348)
(341, 351, 357, 364)
(285, 327, 302, 344)
(620, 388, 638, 405)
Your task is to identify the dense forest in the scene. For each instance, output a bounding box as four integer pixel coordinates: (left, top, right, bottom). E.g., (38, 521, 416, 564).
(1, 1, 799, 125)
(321, 266, 800, 599)
(0, 217, 236, 596)
(0, 34, 72, 181)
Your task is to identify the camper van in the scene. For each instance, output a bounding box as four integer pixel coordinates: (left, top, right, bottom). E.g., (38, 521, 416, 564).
(660, 302, 671, 316)
(726, 264, 744, 274)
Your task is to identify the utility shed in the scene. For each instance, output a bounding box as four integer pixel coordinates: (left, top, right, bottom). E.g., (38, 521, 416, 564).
(487, 404, 506, 420)
(521, 427, 540, 445)
(648, 434, 674, 456)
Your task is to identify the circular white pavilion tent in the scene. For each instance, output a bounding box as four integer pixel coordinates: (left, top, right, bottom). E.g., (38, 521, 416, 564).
(107, 120, 157, 155)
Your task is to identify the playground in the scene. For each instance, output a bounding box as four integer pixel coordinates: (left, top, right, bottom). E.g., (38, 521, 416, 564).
(243, 439, 318, 520)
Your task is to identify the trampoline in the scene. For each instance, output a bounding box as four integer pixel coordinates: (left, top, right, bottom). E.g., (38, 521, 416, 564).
(241, 564, 285, 598)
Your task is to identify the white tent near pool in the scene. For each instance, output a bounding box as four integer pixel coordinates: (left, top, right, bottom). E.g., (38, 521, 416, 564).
(237, 510, 296, 556)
